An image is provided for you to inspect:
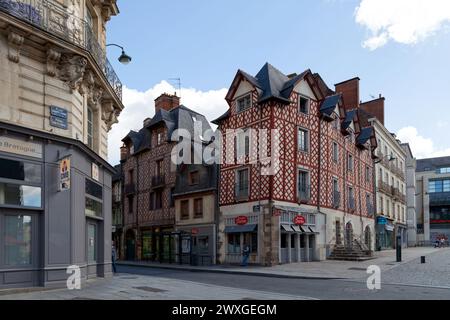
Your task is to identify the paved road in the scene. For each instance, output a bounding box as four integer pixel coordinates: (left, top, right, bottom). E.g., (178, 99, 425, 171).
(117, 265, 450, 300)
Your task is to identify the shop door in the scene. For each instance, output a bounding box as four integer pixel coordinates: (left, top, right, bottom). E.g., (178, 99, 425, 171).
(86, 222, 97, 278)
(125, 230, 136, 261)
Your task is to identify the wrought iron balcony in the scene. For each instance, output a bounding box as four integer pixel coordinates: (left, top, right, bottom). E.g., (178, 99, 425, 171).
(0, 0, 122, 100)
(429, 192, 450, 206)
(152, 175, 166, 188)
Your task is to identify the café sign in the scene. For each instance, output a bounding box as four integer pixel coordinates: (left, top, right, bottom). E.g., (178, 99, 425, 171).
(235, 216, 249, 226)
(293, 215, 306, 226)
(0, 136, 42, 159)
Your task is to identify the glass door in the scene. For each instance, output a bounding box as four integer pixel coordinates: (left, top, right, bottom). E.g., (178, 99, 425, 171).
(87, 223, 97, 264)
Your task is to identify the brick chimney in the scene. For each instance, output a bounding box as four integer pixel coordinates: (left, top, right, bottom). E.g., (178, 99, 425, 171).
(154, 93, 180, 114)
(335, 77, 360, 111)
(360, 94, 385, 125)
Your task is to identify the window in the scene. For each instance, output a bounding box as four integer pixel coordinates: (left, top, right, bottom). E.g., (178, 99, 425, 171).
(180, 200, 189, 220)
(170, 188, 175, 207)
(380, 196, 384, 212)
(128, 169, 134, 184)
(236, 129, 250, 158)
(156, 160, 163, 177)
(86, 179, 103, 200)
(189, 171, 200, 185)
(298, 128, 309, 153)
(194, 198, 203, 218)
(150, 191, 162, 210)
(299, 96, 310, 114)
(348, 154, 354, 172)
(157, 132, 163, 146)
(244, 232, 258, 253)
(127, 195, 134, 214)
(197, 236, 209, 253)
(332, 179, 340, 207)
(332, 142, 339, 163)
(429, 179, 450, 193)
(227, 234, 240, 254)
(4, 215, 32, 266)
(85, 197, 102, 218)
(0, 183, 42, 208)
(348, 186, 355, 210)
(366, 166, 371, 182)
(0, 159, 41, 183)
(236, 94, 251, 113)
(298, 170, 310, 200)
(437, 167, 450, 174)
(87, 107, 94, 149)
(236, 169, 249, 198)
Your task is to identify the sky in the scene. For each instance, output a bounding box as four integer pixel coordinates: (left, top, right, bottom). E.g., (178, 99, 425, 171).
(106, 0, 450, 165)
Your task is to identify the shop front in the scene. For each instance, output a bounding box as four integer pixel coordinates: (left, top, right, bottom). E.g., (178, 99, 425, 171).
(223, 214, 259, 265)
(176, 224, 216, 266)
(276, 206, 319, 264)
(0, 125, 114, 289)
(376, 216, 395, 250)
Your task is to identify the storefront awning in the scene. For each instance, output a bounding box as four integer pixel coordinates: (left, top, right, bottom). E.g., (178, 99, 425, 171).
(224, 224, 257, 234)
(385, 224, 395, 232)
(308, 226, 319, 234)
(291, 225, 302, 233)
(281, 224, 294, 232)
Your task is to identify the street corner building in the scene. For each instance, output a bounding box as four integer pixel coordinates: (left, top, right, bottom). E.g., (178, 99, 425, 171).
(119, 93, 219, 265)
(213, 63, 378, 266)
(0, 0, 124, 288)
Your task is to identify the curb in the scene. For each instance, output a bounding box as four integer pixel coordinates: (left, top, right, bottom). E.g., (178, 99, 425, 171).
(117, 262, 346, 281)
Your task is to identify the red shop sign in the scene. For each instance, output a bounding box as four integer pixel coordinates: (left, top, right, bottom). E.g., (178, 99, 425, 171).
(235, 216, 249, 226)
(191, 228, 199, 235)
(293, 215, 306, 226)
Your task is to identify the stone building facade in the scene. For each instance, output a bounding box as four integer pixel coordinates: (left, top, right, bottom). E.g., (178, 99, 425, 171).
(0, 0, 123, 288)
(213, 63, 377, 266)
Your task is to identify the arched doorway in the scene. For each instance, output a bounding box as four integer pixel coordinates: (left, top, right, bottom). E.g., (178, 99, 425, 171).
(125, 229, 136, 261)
(345, 222, 353, 250)
(364, 226, 372, 250)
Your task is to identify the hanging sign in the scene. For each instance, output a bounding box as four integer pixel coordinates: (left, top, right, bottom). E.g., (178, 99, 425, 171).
(59, 157, 71, 191)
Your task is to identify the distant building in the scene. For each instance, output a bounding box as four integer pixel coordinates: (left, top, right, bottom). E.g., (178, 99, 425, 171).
(401, 144, 417, 246)
(120, 93, 216, 263)
(416, 156, 450, 244)
(213, 63, 377, 266)
(112, 164, 123, 259)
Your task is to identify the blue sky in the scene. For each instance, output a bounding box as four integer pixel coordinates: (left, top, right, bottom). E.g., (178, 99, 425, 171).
(106, 0, 450, 164)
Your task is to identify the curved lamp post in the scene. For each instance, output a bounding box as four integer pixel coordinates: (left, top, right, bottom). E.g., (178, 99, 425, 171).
(106, 43, 132, 65)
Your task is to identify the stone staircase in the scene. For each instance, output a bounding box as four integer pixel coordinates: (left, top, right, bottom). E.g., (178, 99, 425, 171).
(328, 239, 374, 262)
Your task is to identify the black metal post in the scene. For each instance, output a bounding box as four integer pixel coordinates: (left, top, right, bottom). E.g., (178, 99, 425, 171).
(396, 235, 402, 262)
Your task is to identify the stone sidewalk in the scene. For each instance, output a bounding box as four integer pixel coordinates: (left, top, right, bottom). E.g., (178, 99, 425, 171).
(119, 247, 442, 281)
(0, 274, 316, 300)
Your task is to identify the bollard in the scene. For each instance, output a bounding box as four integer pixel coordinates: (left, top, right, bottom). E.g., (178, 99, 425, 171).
(421, 256, 426, 264)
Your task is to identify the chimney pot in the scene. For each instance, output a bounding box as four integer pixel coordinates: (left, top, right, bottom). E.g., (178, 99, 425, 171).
(154, 93, 180, 114)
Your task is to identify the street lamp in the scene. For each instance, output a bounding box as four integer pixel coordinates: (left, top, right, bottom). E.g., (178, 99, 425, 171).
(106, 44, 132, 65)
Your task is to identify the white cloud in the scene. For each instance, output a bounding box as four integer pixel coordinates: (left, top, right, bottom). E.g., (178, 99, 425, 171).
(108, 81, 228, 165)
(355, 0, 450, 50)
(397, 126, 450, 159)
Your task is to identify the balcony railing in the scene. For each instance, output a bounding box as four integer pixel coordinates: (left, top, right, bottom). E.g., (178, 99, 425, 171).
(429, 192, 450, 206)
(0, 0, 122, 100)
(378, 180, 392, 195)
(152, 175, 166, 188)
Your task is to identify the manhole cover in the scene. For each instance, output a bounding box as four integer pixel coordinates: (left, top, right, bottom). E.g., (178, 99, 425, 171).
(133, 286, 167, 293)
(348, 267, 367, 271)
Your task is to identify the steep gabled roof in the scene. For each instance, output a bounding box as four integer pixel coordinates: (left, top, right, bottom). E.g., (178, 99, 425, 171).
(357, 126, 374, 146)
(320, 94, 342, 117)
(342, 109, 357, 131)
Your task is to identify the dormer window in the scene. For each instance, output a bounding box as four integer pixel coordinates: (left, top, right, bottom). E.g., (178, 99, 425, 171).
(236, 94, 251, 113)
(299, 96, 310, 115)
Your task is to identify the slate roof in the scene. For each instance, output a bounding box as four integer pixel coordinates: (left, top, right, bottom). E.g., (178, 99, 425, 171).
(416, 156, 450, 172)
(357, 127, 374, 146)
(342, 109, 357, 130)
(320, 94, 342, 117)
(122, 105, 213, 155)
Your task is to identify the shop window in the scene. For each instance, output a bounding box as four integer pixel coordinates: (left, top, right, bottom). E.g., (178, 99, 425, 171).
(85, 197, 102, 218)
(281, 233, 287, 249)
(198, 236, 209, 253)
(227, 233, 240, 254)
(0, 158, 41, 183)
(0, 183, 42, 208)
(4, 215, 32, 266)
